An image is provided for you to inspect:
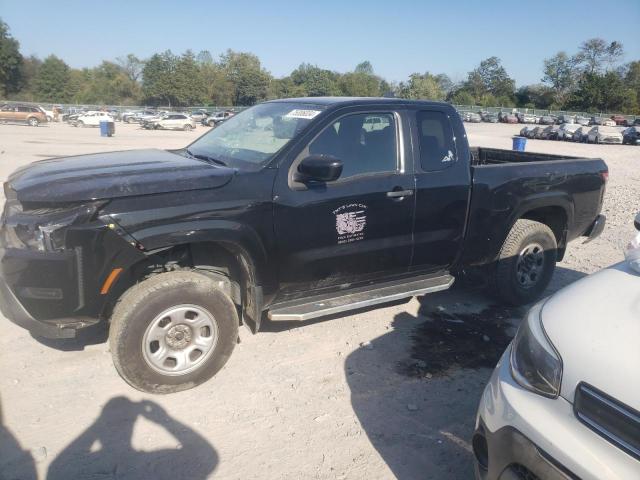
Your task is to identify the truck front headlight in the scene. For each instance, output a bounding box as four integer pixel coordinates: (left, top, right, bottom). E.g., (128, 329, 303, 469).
(2, 202, 104, 252)
(510, 301, 563, 398)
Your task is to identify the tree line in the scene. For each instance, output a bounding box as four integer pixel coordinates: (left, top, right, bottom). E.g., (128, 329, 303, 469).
(1, 18, 638, 113)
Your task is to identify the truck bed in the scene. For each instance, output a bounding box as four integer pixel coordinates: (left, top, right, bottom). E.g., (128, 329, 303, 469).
(462, 147, 608, 268)
(470, 147, 578, 165)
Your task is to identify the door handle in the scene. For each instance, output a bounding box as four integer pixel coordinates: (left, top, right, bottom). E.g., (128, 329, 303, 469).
(386, 189, 414, 198)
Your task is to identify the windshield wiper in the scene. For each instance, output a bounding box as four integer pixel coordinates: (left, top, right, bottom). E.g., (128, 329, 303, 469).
(185, 149, 228, 167)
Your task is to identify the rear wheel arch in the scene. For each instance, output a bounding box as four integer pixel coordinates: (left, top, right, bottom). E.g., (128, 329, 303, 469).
(520, 205, 569, 250)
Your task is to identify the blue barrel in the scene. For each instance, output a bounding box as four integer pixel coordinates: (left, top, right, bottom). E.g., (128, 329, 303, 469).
(512, 136, 527, 151)
(99, 120, 109, 137)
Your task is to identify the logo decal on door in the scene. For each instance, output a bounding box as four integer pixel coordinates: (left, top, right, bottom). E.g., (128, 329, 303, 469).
(333, 204, 367, 244)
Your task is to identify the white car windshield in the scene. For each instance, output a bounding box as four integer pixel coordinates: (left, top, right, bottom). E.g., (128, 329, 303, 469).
(186, 102, 325, 169)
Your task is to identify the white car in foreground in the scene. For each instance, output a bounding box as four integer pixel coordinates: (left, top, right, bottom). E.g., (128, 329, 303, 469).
(473, 213, 640, 480)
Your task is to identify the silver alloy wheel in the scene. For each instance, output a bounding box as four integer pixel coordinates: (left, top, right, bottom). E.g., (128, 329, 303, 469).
(142, 304, 218, 376)
(516, 242, 545, 289)
(28, 117, 38, 127)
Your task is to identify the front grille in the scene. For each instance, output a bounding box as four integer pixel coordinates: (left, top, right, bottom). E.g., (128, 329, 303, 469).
(574, 383, 640, 460)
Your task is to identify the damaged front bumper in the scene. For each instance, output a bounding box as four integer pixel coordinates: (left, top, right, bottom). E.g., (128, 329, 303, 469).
(0, 246, 99, 338)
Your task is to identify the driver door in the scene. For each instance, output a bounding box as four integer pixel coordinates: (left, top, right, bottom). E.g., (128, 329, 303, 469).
(273, 109, 415, 295)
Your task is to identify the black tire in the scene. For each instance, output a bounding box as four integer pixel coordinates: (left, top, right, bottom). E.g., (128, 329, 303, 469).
(489, 219, 557, 306)
(28, 117, 39, 127)
(109, 271, 238, 394)
(183, 124, 192, 131)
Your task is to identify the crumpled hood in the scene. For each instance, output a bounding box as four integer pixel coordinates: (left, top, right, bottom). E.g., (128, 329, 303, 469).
(542, 262, 640, 410)
(7, 149, 235, 203)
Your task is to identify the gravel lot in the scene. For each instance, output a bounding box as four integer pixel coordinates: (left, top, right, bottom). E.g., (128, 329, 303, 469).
(0, 121, 637, 480)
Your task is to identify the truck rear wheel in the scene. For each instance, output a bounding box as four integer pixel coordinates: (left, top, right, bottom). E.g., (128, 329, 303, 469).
(109, 271, 238, 394)
(490, 219, 557, 306)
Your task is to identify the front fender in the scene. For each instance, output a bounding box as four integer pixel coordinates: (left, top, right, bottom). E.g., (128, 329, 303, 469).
(130, 220, 270, 287)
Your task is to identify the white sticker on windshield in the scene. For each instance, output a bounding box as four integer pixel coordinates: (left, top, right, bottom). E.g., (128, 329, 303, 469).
(285, 109, 322, 120)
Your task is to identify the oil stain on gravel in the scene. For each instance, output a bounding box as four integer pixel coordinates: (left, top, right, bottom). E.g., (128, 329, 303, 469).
(398, 303, 523, 379)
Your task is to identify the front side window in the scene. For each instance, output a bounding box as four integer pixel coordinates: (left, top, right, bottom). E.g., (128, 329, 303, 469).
(188, 102, 325, 169)
(308, 113, 397, 179)
(417, 110, 457, 171)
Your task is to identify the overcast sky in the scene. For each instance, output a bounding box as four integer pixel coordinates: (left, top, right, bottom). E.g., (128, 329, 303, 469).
(2, 0, 639, 86)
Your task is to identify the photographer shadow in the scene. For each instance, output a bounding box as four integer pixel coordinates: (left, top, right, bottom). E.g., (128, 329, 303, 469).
(47, 397, 217, 480)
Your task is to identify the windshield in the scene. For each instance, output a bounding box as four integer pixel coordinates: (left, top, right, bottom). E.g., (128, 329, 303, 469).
(186, 102, 325, 169)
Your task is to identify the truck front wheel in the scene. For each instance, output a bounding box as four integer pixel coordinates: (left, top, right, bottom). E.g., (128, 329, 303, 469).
(109, 271, 238, 394)
(490, 219, 557, 306)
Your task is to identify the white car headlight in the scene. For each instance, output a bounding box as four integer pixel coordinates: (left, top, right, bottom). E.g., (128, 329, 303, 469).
(625, 231, 640, 274)
(510, 301, 563, 398)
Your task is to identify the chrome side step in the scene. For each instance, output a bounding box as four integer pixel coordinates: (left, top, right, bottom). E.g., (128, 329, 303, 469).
(267, 273, 454, 321)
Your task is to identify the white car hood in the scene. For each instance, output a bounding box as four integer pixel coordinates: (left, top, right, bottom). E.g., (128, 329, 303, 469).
(542, 262, 640, 410)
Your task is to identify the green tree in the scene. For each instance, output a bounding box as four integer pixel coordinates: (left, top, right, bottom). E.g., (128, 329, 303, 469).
(576, 38, 624, 74)
(290, 63, 341, 97)
(398, 72, 445, 100)
(448, 89, 475, 105)
(116, 54, 144, 82)
(354, 61, 374, 75)
(569, 71, 634, 113)
(474, 56, 515, 98)
(33, 55, 70, 102)
(173, 50, 206, 106)
(0, 18, 23, 97)
(142, 50, 178, 106)
(220, 50, 271, 105)
(542, 52, 578, 105)
(625, 61, 640, 113)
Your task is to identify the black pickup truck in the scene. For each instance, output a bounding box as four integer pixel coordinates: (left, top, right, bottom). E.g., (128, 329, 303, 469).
(0, 98, 607, 393)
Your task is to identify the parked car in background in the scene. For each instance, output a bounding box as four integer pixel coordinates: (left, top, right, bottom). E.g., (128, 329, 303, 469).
(528, 126, 545, 139)
(122, 110, 140, 123)
(204, 110, 235, 127)
(129, 110, 159, 124)
(0, 104, 47, 127)
(107, 109, 121, 121)
(62, 107, 86, 122)
(144, 113, 196, 131)
(538, 115, 555, 125)
(610, 114, 628, 126)
(557, 114, 575, 124)
(74, 111, 114, 127)
(540, 125, 561, 140)
(573, 126, 589, 142)
(575, 116, 590, 126)
(590, 116, 615, 126)
(504, 114, 518, 124)
(483, 113, 499, 123)
(558, 123, 580, 141)
(587, 126, 623, 144)
(519, 126, 533, 137)
(632, 118, 640, 127)
(37, 106, 55, 123)
(473, 214, 640, 480)
(190, 110, 209, 122)
(467, 112, 482, 123)
(517, 112, 537, 124)
(622, 126, 640, 145)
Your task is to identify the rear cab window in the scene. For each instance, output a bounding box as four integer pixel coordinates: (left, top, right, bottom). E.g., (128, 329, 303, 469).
(416, 110, 457, 171)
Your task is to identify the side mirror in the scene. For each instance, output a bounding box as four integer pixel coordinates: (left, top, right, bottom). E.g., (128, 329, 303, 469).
(635, 212, 640, 231)
(296, 155, 343, 183)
